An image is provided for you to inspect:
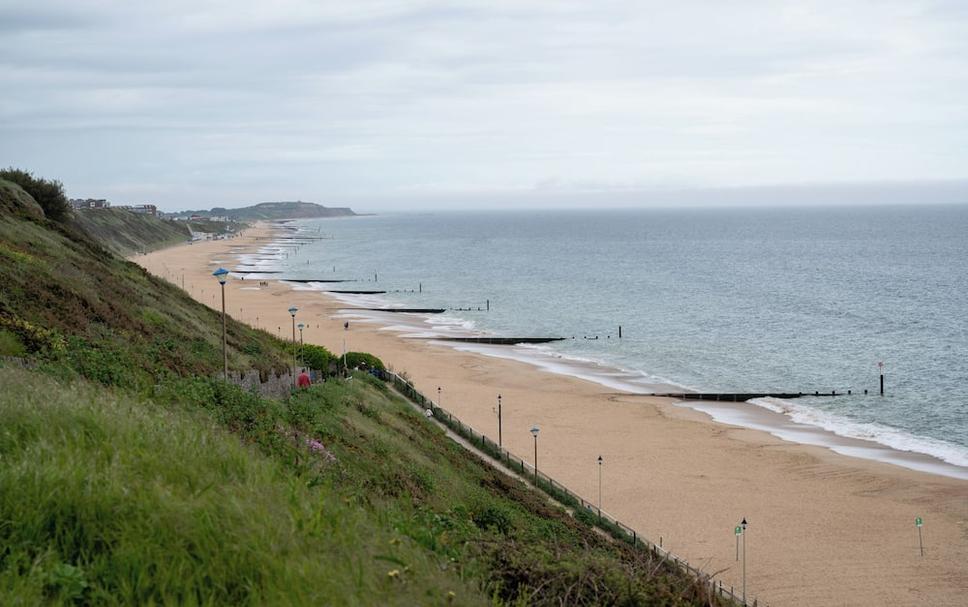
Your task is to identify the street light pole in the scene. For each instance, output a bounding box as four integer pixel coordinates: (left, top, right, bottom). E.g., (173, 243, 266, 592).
(597, 455, 603, 519)
(288, 306, 298, 388)
(497, 394, 503, 447)
(297, 322, 305, 369)
(212, 268, 229, 382)
(741, 517, 748, 603)
(530, 425, 540, 481)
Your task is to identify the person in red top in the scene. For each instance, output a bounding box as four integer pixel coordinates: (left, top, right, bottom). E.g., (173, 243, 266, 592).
(296, 369, 312, 389)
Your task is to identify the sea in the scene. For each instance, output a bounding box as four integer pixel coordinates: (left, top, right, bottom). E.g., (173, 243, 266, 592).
(239, 205, 968, 478)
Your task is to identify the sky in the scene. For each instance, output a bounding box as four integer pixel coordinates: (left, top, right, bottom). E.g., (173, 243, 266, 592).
(1, 0, 967, 212)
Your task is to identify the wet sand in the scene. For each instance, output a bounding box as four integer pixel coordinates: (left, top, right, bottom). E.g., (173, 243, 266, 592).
(136, 223, 968, 607)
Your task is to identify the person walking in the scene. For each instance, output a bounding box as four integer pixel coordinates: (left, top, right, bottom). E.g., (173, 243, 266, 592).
(297, 368, 312, 389)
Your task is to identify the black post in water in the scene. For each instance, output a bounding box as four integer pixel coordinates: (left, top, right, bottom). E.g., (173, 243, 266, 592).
(419, 282, 422, 293)
(879, 361, 885, 396)
(486, 299, 490, 311)
(618, 325, 622, 338)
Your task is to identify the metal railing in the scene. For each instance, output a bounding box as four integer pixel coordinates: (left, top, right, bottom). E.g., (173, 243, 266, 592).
(389, 371, 763, 607)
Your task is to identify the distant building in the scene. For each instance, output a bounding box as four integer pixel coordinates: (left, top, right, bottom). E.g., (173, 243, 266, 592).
(118, 204, 158, 216)
(69, 198, 110, 210)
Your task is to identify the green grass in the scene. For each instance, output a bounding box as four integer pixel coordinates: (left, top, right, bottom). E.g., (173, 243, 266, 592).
(0, 203, 290, 385)
(0, 362, 727, 606)
(72, 208, 191, 255)
(0, 367, 484, 606)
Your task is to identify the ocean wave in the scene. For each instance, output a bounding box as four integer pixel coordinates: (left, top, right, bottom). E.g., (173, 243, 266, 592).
(748, 397, 968, 469)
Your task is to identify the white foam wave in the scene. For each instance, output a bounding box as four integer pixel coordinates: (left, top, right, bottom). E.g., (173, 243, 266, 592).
(748, 397, 968, 470)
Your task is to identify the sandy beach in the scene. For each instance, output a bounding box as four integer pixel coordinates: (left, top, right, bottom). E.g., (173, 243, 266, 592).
(136, 223, 968, 607)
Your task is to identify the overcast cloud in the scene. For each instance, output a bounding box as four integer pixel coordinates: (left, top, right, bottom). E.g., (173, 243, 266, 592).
(1, 0, 967, 211)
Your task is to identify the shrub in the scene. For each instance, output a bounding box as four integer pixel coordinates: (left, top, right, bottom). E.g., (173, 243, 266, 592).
(0, 330, 25, 357)
(344, 351, 384, 371)
(0, 314, 66, 354)
(0, 168, 71, 222)
(299, 343, 335, 371)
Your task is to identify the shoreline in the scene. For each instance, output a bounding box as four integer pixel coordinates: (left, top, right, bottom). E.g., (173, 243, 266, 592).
(320, 286, 968, 480)
(135, 220, 968, 607)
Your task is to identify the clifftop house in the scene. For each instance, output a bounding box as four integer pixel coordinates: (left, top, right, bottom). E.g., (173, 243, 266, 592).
(69, 198, 110, 210)
(116, 204, 158, 216)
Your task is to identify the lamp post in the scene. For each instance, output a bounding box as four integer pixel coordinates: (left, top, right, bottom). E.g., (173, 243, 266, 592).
(497, 394, 503, 447)
(597, 455, 603, 518)
(437, 386, 441, 410)
(288, 306, 298, 388)
(530, 425, 540, 481)
(297, 322, 305, 370)
(741, 517, 748, 603)
(212, 267, 229, 382)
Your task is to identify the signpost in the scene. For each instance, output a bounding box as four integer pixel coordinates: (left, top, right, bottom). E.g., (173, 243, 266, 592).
(735, 525, 742, 561)
(916, 516, 923, 557)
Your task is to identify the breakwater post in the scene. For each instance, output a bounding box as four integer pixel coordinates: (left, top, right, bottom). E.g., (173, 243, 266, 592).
(879, 361, 885, 396)
(486, 299, 490, 311)
(419, 282, 422, 293)
(618, 325, 622, 338)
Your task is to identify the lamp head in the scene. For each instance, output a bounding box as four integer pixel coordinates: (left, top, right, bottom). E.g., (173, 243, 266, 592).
(288, 305, 298, 317)
(530, 425, 540, 437)
(297, 322, 304, 330)
(212, 267, 229, 284)
(741, 518, 747, 529)
(598, 455, 603, 464)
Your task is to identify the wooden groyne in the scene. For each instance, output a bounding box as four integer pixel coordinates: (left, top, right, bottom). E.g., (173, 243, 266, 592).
(339, 307, 447, 314)
(234, 270, 283, 274)
(326, 290, 386, 294)
(283, 278, 355, 283)
(654, 391, 847, 401)
(431, 337, 567, 345)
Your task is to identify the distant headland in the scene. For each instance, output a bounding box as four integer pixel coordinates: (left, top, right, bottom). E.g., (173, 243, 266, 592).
(169, 201, 356, 221)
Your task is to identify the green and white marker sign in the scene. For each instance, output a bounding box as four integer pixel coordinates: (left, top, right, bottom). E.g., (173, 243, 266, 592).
(735, 526, 742, 535)
(915, 516, 923, 527)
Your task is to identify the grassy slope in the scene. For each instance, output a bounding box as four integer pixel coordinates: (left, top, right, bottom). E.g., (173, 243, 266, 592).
(0, 182, 726, 606)
(1, 365, 719, 606)
(72, 208, 191, 255)
(0, 367, 481, 606)
(0, 187, 288, 382)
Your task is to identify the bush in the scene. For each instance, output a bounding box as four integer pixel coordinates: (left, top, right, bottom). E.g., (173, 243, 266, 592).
(299, 343, 335, 371)
(344, 351, 384, 371)
(0, 330, 25, 357)
(0, 168, 71, 222)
